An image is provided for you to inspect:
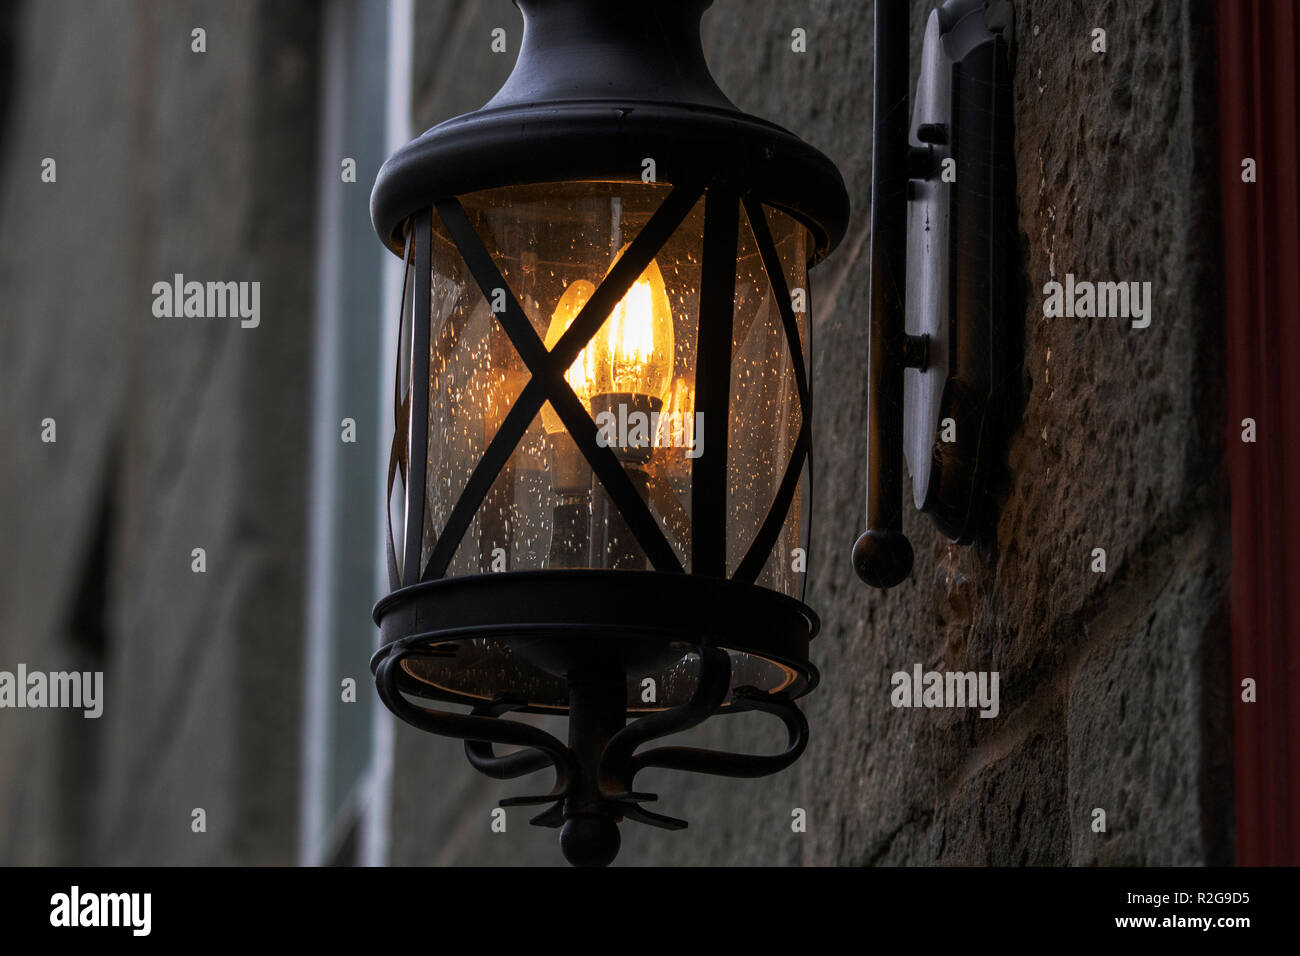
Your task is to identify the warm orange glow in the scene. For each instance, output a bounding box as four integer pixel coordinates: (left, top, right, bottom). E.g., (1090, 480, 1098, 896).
(541, 250, 676, 434)
(658, 375, 695, 448)
(588, 251, 674, 402)
(541, 279, 597, 434)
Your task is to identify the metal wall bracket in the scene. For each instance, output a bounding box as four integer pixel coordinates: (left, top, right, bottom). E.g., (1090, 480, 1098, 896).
(905, 0, 1015, 543)
(854, 0, 1016, 587)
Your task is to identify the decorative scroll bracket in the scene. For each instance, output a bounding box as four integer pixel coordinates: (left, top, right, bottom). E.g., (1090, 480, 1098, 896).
(373, 639, 809, 866)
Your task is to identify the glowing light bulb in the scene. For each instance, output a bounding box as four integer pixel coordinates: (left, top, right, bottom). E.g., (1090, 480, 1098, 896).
(541, 279, 597, 435)
(588, 251, 674, 404)
(541, 250, 676, 435)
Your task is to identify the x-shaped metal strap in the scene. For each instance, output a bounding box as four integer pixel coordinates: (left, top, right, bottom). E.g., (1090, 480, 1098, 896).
(421, 184, 705, 581)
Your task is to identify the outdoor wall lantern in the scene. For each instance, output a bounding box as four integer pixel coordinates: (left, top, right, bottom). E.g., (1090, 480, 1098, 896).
(368, 0, 1013, 866)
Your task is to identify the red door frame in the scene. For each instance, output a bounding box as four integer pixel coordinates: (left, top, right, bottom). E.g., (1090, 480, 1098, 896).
(1218, 0, 1300, 866)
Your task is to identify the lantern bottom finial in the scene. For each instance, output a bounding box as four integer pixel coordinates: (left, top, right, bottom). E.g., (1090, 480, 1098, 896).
(560, 816, 621, 868)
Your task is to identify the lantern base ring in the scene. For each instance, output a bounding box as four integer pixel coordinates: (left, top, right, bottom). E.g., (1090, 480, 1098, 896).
(371, 570, 820, 711)
(370, 573, 818, 866)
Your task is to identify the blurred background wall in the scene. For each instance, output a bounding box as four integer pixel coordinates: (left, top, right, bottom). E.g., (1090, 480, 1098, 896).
(0, 0, 1232, 866)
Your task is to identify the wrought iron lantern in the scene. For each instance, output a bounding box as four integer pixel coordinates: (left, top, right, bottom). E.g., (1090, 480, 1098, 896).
(370, 0, 847, 866)
(368, 0, 1013, 866)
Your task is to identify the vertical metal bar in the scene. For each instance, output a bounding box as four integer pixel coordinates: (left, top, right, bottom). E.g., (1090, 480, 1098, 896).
(384, 224, 412, 593)
(402, 209, 432, 586)
(734, 198, 810, 584)
(565, 661, 627, 815)
(867, 0, 908, 537)
(854, 0, 915, 588)
(561, 658, 627, 866)
(692, 189, 739, 577)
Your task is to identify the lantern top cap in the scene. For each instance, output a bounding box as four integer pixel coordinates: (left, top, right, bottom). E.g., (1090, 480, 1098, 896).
(371, 0, 849, 261)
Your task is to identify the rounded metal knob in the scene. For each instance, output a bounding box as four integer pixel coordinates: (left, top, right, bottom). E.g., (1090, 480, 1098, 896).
(852, 529, 914, 589)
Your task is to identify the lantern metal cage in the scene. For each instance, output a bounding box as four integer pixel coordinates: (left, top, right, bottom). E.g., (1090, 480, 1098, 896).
(369, 0, 849, 866)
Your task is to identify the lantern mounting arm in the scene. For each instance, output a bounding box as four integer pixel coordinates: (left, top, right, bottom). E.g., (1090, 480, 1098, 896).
(853, 0, 920, 589)
(853, 0, 1016, 588)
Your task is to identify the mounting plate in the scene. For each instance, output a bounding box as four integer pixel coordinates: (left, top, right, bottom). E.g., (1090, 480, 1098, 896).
(903, 0, 1015, 542)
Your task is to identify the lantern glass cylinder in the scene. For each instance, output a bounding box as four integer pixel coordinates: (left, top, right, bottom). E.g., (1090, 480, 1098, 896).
(385, 182, 813, 708)
(401, 183, 810, 586)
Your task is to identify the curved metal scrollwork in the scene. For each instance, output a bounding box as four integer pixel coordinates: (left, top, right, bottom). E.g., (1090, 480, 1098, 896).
(374, 639, 809, 845)
(373, 641, 576, 828)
